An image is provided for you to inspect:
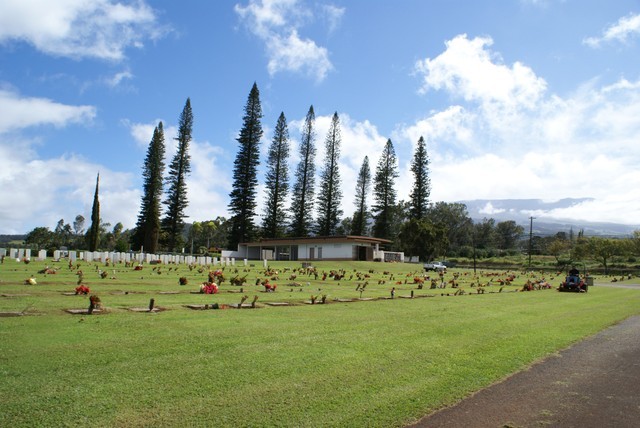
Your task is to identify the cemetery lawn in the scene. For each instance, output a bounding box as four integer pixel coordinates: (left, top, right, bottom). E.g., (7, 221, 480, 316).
(1, 260, 640, 427)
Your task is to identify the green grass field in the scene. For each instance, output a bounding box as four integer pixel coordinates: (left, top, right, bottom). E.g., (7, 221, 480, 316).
(1, 258, 639, 427)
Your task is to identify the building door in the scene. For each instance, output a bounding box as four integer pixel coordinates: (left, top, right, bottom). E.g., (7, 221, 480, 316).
(309, 247, 315, 260)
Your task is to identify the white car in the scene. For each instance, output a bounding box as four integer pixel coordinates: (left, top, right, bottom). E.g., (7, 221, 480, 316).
(424, 261, 446, 272)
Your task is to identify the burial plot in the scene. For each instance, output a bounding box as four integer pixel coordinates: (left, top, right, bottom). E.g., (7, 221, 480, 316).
(0, 311, 26, 317)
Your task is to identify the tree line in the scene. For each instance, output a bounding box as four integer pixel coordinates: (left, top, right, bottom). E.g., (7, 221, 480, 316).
(20, 83, 640, 268)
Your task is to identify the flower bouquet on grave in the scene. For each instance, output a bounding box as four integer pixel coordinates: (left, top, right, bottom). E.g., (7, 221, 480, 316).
(209, 269, 225, 285)
(263, 280, 277, 292)
(75, 284, 91, 295)
(88, 295, 101, 314)
(238, 295, 248, 308)
(199, 282, 219, 294)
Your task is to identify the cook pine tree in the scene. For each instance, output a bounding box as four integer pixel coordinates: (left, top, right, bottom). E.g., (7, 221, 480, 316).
(409, 136, 431, 220)
(316, 112, 343, 236)
(262, 112, 290, 238)
(350, 156, 371, 236)
(162, 97, 193, 252)
(132, 122, 166, 253)
(228, 83, 263, 249)
(289, 105, 317, 237)
(372, 139, 399, 240)
(87, 173, 101, 251)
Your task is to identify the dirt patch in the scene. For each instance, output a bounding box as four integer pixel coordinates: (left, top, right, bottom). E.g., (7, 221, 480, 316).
(0, 312, 25, 317)
(127, 307, 166, 313)
(65, 308, 105, 315)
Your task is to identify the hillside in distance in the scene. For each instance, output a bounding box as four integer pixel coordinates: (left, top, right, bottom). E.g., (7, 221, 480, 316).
(460, 198, 639, 237)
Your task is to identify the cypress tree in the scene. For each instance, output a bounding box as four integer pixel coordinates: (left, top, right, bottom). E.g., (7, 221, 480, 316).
(262, 112, 290, 238)
(351, 156, 371, 236)
(289, 105, 316, 237)
(162, 98, 193, 252)
(316, 112, 343, 236)
(409, 136, 431, 220)
(87, 173, 100, 251)
(372, 139, 398, 240)
(132, 122, 166, 253)
(228, 83, 263, 249)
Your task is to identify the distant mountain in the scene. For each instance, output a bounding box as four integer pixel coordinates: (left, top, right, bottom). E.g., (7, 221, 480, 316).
(459, 198, 639, 237)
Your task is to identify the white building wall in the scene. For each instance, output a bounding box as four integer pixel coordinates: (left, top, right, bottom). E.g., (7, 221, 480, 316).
(298, 243, 354, 260)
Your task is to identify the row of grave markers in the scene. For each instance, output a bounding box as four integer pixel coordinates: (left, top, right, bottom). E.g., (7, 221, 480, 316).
(0, 248, 270, 268)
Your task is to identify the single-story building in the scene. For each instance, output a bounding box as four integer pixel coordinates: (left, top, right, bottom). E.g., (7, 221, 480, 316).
(222, 235, 403, 262)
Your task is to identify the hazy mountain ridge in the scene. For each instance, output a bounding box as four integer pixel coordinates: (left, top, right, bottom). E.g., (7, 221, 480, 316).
(460, 198, 639, 237)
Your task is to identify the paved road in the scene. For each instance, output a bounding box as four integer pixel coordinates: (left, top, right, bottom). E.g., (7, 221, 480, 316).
(408, 314, 640, 428)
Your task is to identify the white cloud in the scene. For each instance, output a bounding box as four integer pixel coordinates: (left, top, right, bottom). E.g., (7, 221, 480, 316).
(266, 30, 333, 81)
(105, 70, 134, 88)
(321, 4, 345, 33)
(0, 87, 143, 233)
(235, 0, 335, 81)
(479, 202, 505, 215)
(0, 88, 96, 134)
(405, 34, 640, 225)
(0, 146, 139, 234)
(395, 105, 476, 159)
(584, 13, 640, 48)
(0, 0, 165, 61)
(415, 34, 547, 109)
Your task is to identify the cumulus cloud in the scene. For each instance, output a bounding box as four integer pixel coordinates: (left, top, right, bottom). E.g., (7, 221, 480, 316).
(479, 202, 505, 215)
(0, 88, 96, 134)
(415, 34, 547, 109)
(235, 0, 336, 81)
(266, 30, 333, 81)
(0, 0, 166, 61)
(584, 13, 640, 48)
(0, 147, 139, 234)
(407, 33, 640, 225)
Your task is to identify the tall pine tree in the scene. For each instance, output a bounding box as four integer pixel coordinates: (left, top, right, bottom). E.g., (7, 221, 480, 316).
(228, 83, 263, 249)
(87, 173, 100, 251)
(289, 105, 316, 237)
(409, 136, 431, 220)
(162, 98, 193, 252)
(316, 112, 343, 236)
(132, 122, 166, 253)
(262, 112, 290, 238)
(372, 139, 398, 240)
(351, 156, 371, 236)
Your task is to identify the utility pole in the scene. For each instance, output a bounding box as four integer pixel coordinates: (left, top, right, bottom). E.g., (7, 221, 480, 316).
(528, 216, 535, 269)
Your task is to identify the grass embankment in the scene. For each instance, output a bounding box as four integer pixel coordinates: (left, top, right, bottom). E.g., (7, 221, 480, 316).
(1, 259, 639, 427)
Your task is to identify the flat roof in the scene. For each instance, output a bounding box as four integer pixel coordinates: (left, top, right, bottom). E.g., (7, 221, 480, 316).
(240, 235, 392, 246)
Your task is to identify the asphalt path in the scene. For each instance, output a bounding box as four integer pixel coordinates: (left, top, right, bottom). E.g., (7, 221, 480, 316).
(409, 285, 640, 428)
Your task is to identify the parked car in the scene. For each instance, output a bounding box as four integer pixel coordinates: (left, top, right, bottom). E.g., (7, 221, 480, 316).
(424, 261, 447, 272)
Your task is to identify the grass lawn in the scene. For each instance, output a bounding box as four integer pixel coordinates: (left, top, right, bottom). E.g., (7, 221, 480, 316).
(1, 258, 639, 427)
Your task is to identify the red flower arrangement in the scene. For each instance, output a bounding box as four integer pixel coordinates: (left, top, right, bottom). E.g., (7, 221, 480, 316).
(200, 282, 219, 294)
(75, 284, 90, 295)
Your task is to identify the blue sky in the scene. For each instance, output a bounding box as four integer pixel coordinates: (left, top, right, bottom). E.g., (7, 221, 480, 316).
(1, 0, 640, 234)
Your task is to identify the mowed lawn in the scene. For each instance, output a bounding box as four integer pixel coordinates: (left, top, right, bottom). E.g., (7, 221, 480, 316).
(1, 259, 639, 427)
